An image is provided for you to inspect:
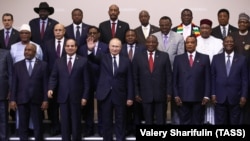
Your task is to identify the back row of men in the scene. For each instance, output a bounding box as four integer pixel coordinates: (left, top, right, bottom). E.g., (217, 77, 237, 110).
(1, 1, 250, 141)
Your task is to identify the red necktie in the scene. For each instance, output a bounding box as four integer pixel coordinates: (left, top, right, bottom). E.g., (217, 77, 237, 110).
(128, 45, 133, 61)
(41, 21, 45, 39)
(111, 22, 116, 37)
(189, 54, 193, 67)
(56, 40, 61, 58)
(149, 52, 154, 73)
(68, 57, 72, 73)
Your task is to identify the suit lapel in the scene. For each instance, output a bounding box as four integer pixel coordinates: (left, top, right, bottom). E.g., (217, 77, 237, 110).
(229, 54, 238, 76)
(31, 59, 39, 77)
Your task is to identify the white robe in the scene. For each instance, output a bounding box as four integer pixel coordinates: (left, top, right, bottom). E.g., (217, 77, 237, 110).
(196, 35, 223, 124)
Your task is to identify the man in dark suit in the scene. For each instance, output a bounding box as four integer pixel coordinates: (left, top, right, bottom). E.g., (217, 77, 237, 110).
(173, 35, 211, 125)
(0, 48, 12, 141)
(133, 35, 172, 125)
(48, 39, 90, 141)
(172, 8, 200, 40)
(99, 4, 130, 44)
(88, 38, 134, 141)
(211, 9, 238, 40)
(120, 29, 145, 135)
(43, 23, 67, 136)
(211, 35, 248, 125)
(65, 8, 90, 53)
(0, 13, 20, 50)
(10, 43, 48, 141)
(134, 10, 160, 45)
(29, 2, 59, 52)
(78, 26, 109, 137)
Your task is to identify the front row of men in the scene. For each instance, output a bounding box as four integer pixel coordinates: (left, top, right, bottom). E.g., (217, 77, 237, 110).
(1, 34, 248, 141)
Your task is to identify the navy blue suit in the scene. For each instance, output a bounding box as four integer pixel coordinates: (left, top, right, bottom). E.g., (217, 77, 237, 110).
(0, 49, 12, 141)
(121, 43, 146, 133)
(29, 18, 59, 51)
(65, 23, 90, 52)
(0, 28, 20, 50)
(43, 38, 67, 135)
(173, 52, 211, 124)
(11, 59, 48, 141)
(93, 53, 134, 141)
(99, 20, 130, 44)
(211, 52, 248, 124)
(133, 50, 172, 124)
(78, 41, 109, 135)
(48, 55, 90, 141)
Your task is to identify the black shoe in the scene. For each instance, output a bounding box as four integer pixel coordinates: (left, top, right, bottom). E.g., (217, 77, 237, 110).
(98, 130, 103, 137)
(83, 130, 94, 137)
(50, 128, 61, 136)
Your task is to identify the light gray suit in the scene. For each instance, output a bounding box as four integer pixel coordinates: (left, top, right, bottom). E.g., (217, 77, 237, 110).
(153, 31, 184, 66)
(153, 30, 184, 125)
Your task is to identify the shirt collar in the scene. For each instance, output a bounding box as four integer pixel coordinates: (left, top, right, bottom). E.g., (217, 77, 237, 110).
(67, 54, 76, 60)
(40, 18, 48, 23)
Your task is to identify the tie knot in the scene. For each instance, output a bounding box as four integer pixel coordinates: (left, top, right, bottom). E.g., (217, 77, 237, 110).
(130, 45, 133, 48)
(227, 55, 230, 58)
(149, 52, 153, 55)
(58, 40, 61, 43)
(77, 26, 80, 29)
(164, 35, 168, 38)
(113, 56, 116, 59)
(190, 54, 193, 57)
(6, 30, 9, 34)
(112, 22, 116, 25)
(69, 57, 72, 60)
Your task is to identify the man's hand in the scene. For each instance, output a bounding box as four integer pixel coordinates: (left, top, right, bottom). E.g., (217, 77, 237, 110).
(87, 37, 95, 51)
(48, 90, 53, 98)
(9, 101, 17, 111)
(41, 101, 48, 111)
(127, 100, 133, 106)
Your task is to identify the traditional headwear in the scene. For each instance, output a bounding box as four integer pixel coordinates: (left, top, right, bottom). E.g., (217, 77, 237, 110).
(200, 19, 213, 27)
(34, 2, 54, 15)
(238, 13, 250, 21)
(19, 24, 31, 32)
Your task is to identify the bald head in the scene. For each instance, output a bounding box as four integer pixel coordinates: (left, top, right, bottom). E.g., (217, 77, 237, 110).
(108, 4, 120, 21)
(139, 10, 150, 26)
(54, 23, 66, 40)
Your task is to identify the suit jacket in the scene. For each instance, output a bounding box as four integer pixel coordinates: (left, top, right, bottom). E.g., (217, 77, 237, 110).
(48, 55, 90, 103)
(0, 28, 20, 50)
(10, 59, 48, 104)
(173, 52, 211, 102)
(99, 20, 130, 44)
(153, 31, 185, 66)
(78, 41, 109, 89)
(134, 25, 160, 45)
(94, 53, 134, 105)
(211, 52, 248, 105)
(121, 43, 146, 62)
(43, 38, 67, 74)
(0, 49, 12, 100)
(211, 24, 238, 40)
(172, 23, 200, 38)
(29, 18, 59, 51)
(65, 23, 90, 49)
(133, 50, 172, 103)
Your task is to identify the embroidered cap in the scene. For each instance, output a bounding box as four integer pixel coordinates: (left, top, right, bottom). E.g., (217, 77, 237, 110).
(200, 19, 212, 27)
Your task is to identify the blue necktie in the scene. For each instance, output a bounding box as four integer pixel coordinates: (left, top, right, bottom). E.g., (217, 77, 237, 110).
(113, 56, 118, 75)
(28, 60, 33, 76)
(5, 30, 10, 46)
(76, 26, 80, 43)
(226, 55, 231, 76)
